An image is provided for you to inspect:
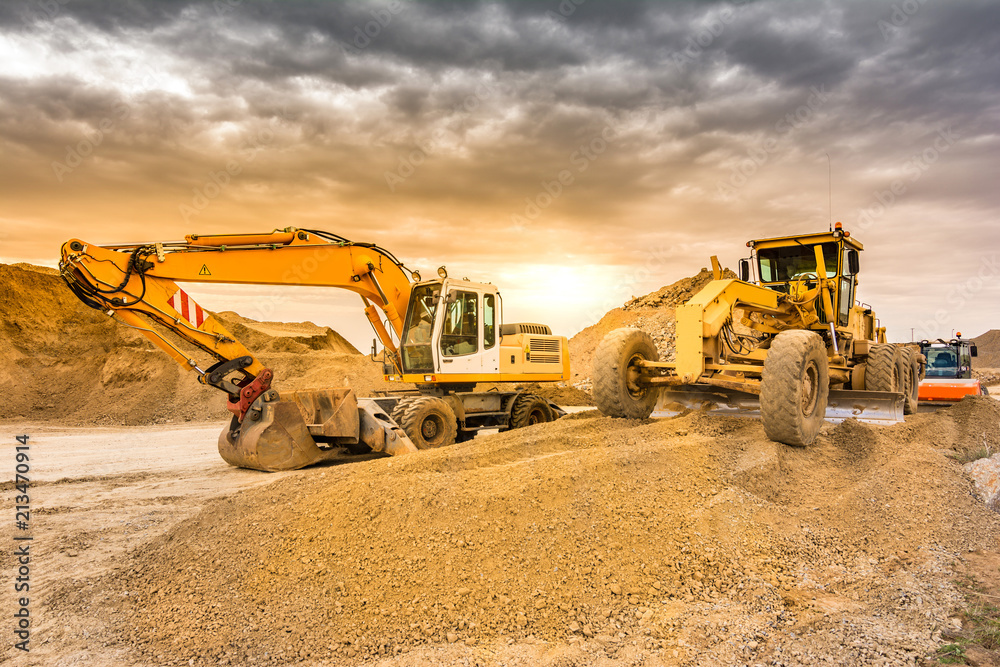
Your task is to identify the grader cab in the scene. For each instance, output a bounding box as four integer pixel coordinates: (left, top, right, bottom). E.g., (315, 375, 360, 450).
(593, 224, 923, 446)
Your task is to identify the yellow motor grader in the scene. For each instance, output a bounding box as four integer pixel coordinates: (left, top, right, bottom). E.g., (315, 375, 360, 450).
(593, 224, 923, 446)
(59, 229, 569, 470)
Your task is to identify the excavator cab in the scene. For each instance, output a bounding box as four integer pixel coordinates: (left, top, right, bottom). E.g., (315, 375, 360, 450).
(397, 278, 503, 380)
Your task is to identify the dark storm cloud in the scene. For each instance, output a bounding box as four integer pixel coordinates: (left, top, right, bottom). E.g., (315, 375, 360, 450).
(1, 0, 999, 339)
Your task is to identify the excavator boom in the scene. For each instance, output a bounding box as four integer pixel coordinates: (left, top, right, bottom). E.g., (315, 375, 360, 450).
(59, 228, 420, 470)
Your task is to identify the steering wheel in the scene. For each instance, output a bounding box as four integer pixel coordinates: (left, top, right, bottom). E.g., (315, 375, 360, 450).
(789, 272, 820, 303)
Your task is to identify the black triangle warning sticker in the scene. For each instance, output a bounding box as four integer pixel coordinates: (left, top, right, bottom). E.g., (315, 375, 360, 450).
(199, 264, 211, 276)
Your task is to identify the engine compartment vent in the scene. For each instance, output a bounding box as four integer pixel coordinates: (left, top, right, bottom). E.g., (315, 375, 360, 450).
(501, 323, 552, 336)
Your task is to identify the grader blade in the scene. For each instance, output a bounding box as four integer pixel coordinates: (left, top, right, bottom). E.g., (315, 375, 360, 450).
(824, 389, 904, 425)
(652, 385, 904, 426)
(653, 385, 760, 417)
(218, 388, 417, 471)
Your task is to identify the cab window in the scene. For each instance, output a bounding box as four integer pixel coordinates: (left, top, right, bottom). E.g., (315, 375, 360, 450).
(401, 283, 439, 373)
(484, 294, 496, 349)
(441, 291, 478, 357)
(758, 242, 839, 283)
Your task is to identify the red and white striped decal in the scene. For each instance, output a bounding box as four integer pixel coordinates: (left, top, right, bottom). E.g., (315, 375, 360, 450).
(167, 288, 207, 328)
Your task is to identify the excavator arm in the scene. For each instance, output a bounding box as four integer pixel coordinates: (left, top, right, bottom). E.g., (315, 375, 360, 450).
(59, 228, 420, 470)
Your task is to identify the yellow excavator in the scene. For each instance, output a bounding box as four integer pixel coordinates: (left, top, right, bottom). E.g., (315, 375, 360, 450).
(593, 224, 923, 446)
(59, 228, 569, 471)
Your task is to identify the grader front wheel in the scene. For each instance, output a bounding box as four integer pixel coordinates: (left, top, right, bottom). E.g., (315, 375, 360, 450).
(760, 330, 830, 446)
(593, 328, 660, 419)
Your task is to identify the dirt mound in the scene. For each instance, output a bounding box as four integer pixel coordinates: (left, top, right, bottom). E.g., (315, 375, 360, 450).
(56, 398, 1000, 665)
(568, 268, 733, 389)
(215, 311, 360, 354)
(0, 263, 390, 425)
(513, 382, 595, 406)
(973, 329, 1000, 368)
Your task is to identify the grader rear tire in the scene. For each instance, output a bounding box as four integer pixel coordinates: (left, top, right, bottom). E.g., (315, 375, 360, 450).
(396, 397, 458, 449)
(867, 344, 900, 393)
(593, 328, 659, 419)
(900, 347, 921, 415)
(760, 330, 829, 447)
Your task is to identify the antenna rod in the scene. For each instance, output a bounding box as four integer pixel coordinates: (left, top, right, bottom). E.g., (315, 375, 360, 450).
(825, 152, 832, 231)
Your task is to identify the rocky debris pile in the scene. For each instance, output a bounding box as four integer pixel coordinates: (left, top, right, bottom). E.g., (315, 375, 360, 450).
(569, 268, 733, 387)
(973, 368, 1000, 387)
(53, 397, 1000, 666)
(0, 263, 392, 425)
(620, 268, 730, 312)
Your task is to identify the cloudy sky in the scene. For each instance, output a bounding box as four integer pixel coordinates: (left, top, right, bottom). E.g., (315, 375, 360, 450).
(1, 0, 998, 348)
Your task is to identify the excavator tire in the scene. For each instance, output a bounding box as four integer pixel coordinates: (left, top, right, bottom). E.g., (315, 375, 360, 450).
(509, 393, 553, 430)
(593, 328, 660, 419)
(389, 397, 417, 427)
(760, 330, 829, 447)
(867, 344, 900, 393)
(900, 347, 920, 415)
(395, 397, 458, 449)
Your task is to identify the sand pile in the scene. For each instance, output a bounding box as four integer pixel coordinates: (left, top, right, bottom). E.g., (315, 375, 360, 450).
(973, 329, 1000, 369)
(568, 268, 733, 388)
(55, 397, 1000, 665)
(0, 263, 392, 425)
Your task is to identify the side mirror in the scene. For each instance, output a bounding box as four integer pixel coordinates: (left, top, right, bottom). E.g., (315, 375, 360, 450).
(971, 344, 978, 357)
(446, 290, 459, 305)
(738, 259, 751, 282)
(847, 249, 860, 275)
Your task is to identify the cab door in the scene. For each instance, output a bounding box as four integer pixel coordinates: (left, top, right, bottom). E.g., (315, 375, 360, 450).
(433, 284, 500, 376)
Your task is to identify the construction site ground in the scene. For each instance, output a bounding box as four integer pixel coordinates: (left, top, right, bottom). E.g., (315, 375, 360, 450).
(3, 391, 1000, 667)
(4, 262, 1000, 666)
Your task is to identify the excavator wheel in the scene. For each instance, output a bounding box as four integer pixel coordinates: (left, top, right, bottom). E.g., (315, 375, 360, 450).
(900, 347, 921, 415)
(867, 344, 900, 393)
(760, 330, 829, 447)
(509, 393, 554, 430)
(395, 397, 458, 449)
(593, 328, 660, 419)
(389, 397, 416, 428)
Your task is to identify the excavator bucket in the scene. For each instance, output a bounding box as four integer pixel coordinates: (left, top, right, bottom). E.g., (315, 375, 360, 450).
(218, 388, 418, 472)
(652, 385, 905, 426)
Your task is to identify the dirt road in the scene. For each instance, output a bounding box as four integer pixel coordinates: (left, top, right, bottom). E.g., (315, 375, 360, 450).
(0, 421, 292, 666)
